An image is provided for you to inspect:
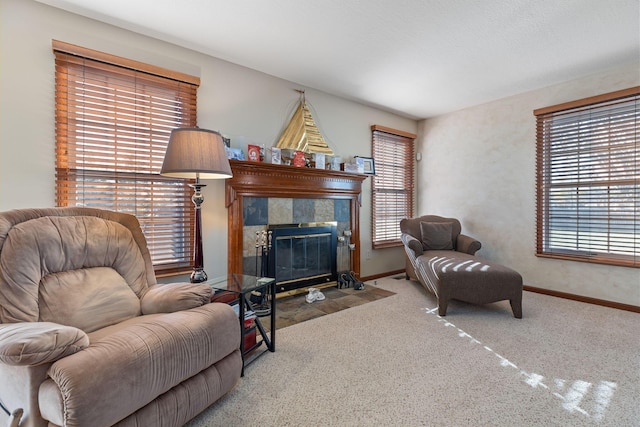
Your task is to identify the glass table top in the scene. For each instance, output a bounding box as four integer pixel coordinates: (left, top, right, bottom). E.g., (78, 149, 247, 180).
(205, 274, 275, 294)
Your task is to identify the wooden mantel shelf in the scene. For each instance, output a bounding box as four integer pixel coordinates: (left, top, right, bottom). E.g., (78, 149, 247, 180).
(225, 160, 368, 277)
(225, 160, 368, 207)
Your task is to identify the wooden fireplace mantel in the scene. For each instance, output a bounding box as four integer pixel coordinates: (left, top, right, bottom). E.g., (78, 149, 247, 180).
(225, 160, 368, 278)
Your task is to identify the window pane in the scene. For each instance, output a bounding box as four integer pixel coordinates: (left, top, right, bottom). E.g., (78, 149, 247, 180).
(371, 126, 415, 248)
(54, 44, 199, 274)
(535, 88, 639, 267)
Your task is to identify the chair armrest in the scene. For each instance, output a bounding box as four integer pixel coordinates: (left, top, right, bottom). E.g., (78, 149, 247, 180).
(141, 282, 212, 314)
(457, 234, 482, 255)
(401, 233, 424, 257)
(0, 322, 88, 366)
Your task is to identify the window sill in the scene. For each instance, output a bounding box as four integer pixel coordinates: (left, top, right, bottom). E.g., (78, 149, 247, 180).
(536, 252, 638, 268)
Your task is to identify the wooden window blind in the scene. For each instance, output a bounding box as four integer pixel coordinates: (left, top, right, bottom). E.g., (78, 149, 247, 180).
(53, 40, 200, 275)
(371, 125, 416, 248)
(534, 86, 640, 268)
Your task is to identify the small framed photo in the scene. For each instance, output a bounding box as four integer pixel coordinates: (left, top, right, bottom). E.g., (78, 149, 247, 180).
(293, 150, 306, 167)
(226, 147, 245, 160)
(271, 147, 282, 164)
(247, 144, 261, 162)
(355, 156, 376, 174)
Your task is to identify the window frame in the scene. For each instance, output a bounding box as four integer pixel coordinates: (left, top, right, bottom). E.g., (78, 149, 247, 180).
(53, 40, 200, 276)
(371, 125, 416, 249)
(534, 86, 640, 268)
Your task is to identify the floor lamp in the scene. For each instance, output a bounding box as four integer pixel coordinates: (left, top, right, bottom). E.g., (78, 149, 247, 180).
(160, 128, 232, 283)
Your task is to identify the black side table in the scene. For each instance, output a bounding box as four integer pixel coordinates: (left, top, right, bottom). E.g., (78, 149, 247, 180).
(206, 274, 275, 375)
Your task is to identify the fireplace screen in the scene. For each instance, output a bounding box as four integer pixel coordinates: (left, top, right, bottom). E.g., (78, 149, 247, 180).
(267, 222, 337, 292)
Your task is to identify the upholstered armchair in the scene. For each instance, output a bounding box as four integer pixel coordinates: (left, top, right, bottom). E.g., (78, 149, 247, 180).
(0, 207, 242, 427)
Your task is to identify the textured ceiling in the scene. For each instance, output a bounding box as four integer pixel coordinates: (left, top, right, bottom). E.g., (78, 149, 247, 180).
(36, 0, 639, 119)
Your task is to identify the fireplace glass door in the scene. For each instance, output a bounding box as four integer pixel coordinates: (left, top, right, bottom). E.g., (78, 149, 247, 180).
(268, 222, 337, 292)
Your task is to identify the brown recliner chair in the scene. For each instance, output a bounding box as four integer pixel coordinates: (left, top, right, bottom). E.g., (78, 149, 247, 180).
(0, 207, 242, 427)
(400, 215, 523, 318)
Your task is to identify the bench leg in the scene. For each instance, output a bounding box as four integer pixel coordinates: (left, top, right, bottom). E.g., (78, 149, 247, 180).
(510, 298, 523, 319)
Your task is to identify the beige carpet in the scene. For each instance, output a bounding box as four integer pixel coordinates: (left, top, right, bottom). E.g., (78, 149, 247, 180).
(187, 276, 639, 426)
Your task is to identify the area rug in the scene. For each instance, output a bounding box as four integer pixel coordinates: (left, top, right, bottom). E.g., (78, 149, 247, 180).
(273, 281, 396, 330)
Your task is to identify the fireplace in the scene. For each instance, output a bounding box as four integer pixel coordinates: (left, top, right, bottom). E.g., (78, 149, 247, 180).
(267, 222, 337, 292)
(225, 161, 367, 289)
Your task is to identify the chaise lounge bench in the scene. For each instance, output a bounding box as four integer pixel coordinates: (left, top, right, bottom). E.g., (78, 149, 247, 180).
(400, 215, 523, 318)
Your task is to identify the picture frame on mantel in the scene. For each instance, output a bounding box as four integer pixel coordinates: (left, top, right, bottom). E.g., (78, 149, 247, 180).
(355, 156, 376, 174)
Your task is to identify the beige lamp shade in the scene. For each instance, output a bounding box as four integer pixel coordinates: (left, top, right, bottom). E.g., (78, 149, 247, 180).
(160, 128, 232, 179)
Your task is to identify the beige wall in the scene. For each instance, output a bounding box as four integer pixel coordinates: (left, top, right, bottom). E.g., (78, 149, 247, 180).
(417, 63, 640, 306)
(0, 0, 416, 279)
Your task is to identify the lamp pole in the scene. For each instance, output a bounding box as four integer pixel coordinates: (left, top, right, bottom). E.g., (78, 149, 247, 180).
(190, 177, 207, 283)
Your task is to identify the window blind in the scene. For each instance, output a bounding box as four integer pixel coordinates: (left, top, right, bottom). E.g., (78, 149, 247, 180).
(535, 87, 639, 268)
(54, 40, 200, 274)
(371, 125, 416, 248)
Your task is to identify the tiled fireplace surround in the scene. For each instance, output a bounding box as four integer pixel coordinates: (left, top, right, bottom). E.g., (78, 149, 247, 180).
(225, 161, 367, 291)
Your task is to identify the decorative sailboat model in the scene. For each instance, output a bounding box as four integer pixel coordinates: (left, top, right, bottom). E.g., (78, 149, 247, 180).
(275, 90, 335, 159)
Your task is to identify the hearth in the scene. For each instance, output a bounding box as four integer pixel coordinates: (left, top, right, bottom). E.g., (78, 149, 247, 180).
(267, 222, 338, 292)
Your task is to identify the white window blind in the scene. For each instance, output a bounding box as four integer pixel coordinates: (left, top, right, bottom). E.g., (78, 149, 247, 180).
(371, 125, 416, 248)
(53, 40, 200, 274)
(535, 87, 639, 268)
